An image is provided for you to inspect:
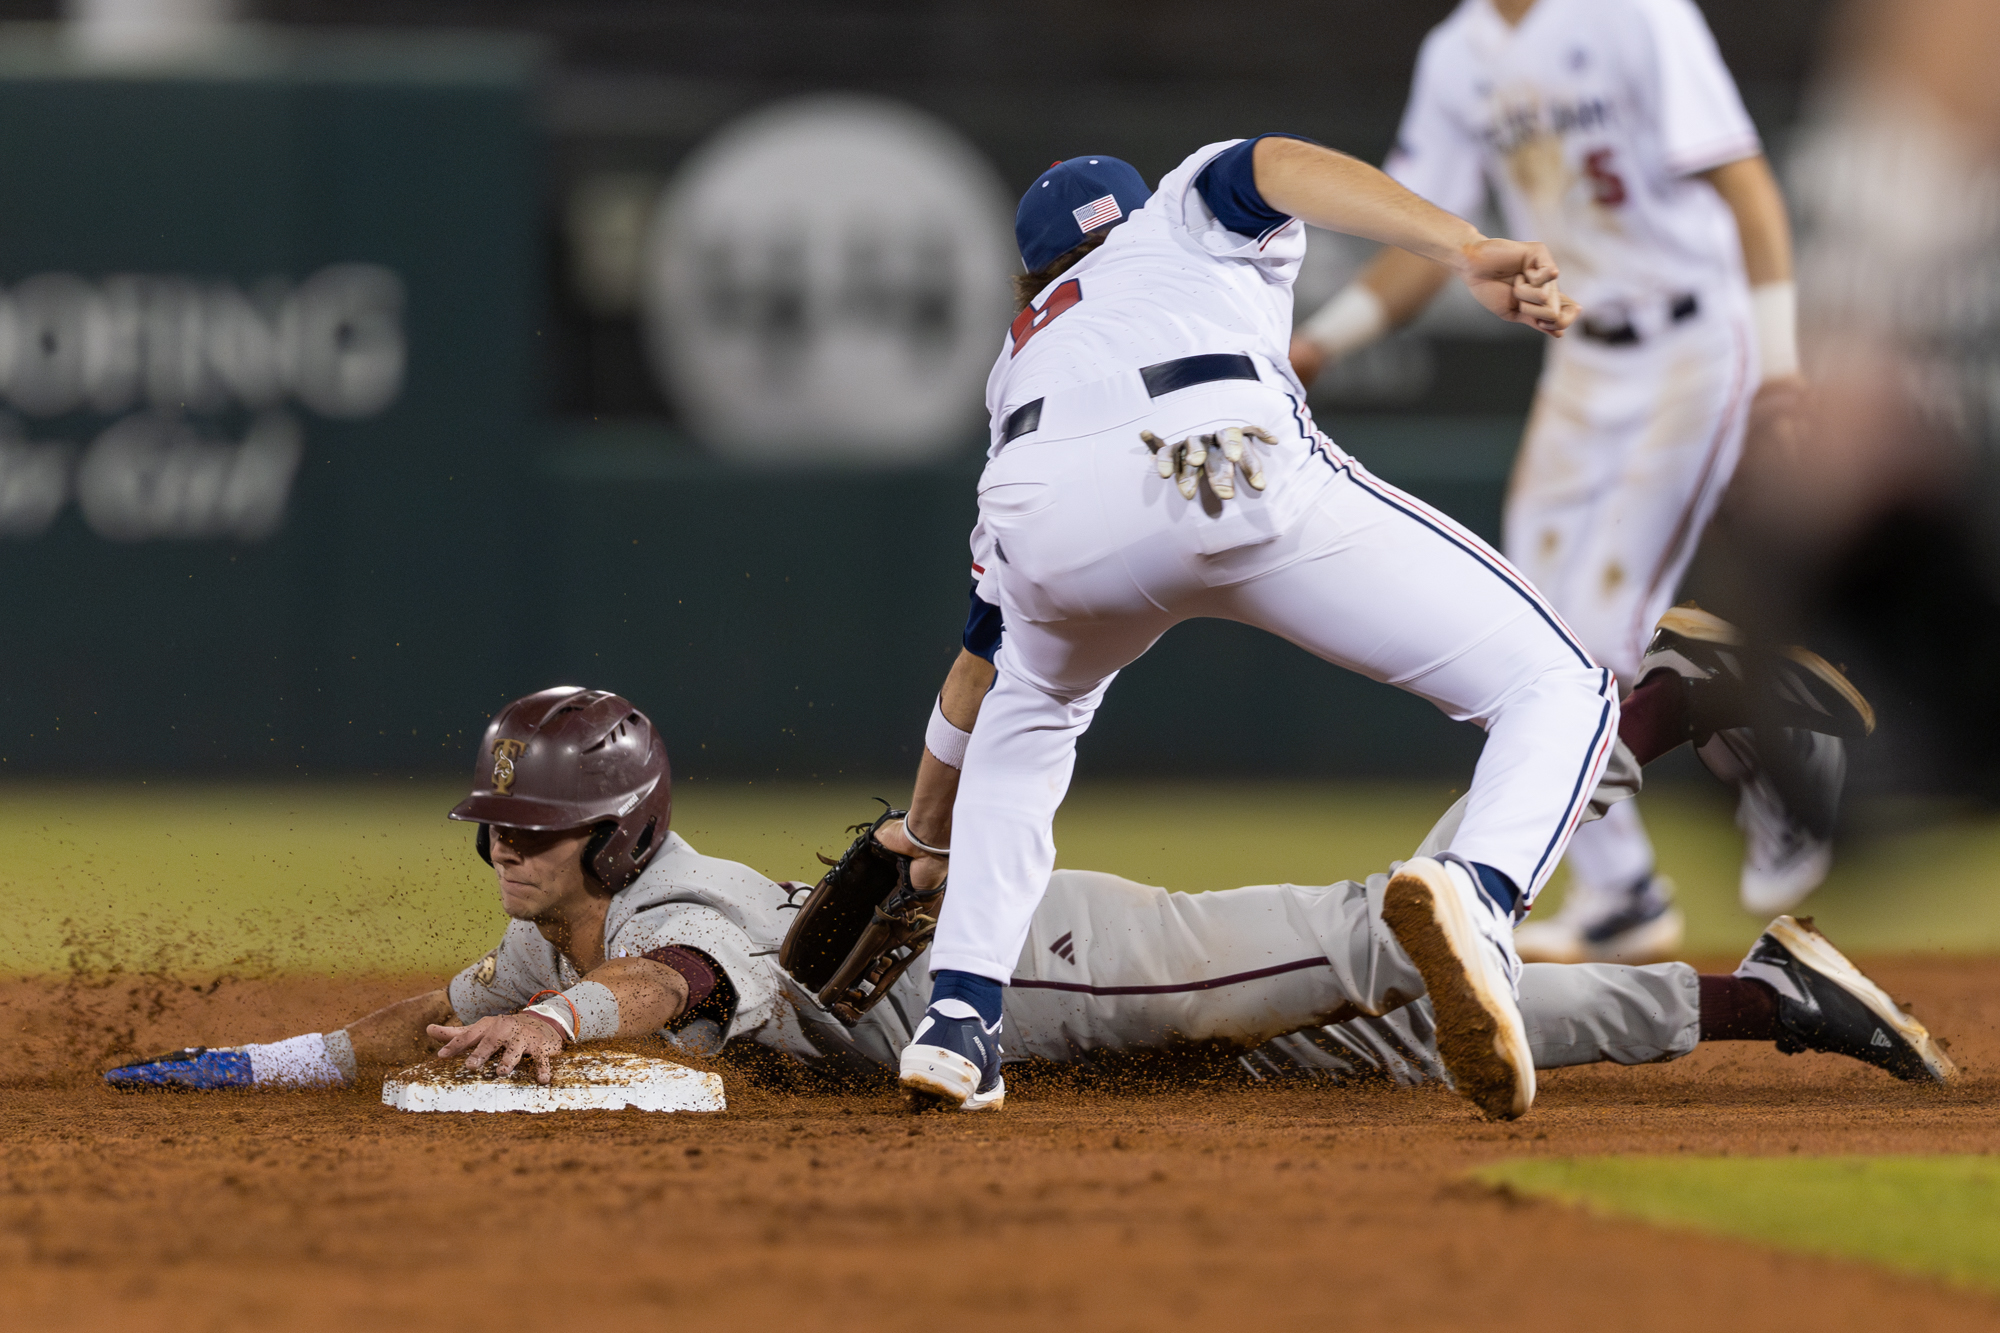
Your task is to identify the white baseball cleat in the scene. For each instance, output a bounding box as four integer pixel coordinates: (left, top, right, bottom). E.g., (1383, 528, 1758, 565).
(1514, 874, 1686, 965)
(1381, 856, 1534, 1120)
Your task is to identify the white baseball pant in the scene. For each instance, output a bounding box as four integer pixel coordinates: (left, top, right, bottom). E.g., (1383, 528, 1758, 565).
(1507, 305, 1754, 894)
(931, 376, 1619, 983)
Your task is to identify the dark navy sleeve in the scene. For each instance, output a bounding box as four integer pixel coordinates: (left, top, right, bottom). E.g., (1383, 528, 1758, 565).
(962, 582, 1003, 662)
(1194, 133, 1319, 239)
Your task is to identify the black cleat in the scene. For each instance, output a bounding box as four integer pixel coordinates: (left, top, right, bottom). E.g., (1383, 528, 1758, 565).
(1638, 604, 1875, 741)
(1736, 916, 1956, 1084)
(1642, 605, 1869, 913)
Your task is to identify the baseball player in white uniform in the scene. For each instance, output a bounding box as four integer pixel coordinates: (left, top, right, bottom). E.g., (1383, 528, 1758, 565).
(1290, 0, 1836, 963)
(892, 132, 1613, 1121)
(103, 687, 1950, 1099)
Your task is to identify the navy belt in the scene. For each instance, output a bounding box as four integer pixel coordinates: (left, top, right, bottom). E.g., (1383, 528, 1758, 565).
(1581, 292, 1699, 346)
(999, 352, 1261, 446)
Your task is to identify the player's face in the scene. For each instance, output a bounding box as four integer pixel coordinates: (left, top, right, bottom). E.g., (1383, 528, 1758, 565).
(487, 824, 594, 920)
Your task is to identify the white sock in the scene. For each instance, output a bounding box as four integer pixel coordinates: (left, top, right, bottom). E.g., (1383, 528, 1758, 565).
(245, 1031, 354, 1087)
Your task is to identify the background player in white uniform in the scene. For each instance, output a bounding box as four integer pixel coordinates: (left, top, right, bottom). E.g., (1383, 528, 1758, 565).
(102, 685, 1949, 1097)
(1290, 0, 1832, 963)
(898, 134, 1608, 1121)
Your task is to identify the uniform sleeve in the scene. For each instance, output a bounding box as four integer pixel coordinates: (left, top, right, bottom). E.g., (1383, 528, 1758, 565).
(1637, 0, 1761, 176)
(1382, 34, 1487, 220)
(1192, 133, 1316, 240)
(1150, 140, 1308, 278)
(609, 902, 777, 1040)
(446, 921, 555, 1023)
(964, 519, 1003, 662)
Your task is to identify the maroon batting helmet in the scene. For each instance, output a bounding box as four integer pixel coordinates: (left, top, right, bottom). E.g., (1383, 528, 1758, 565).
(448, 687, 672, 891)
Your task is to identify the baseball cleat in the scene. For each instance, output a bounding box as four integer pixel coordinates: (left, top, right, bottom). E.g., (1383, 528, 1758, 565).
(899, 1000, 1006, 1112)
(1640, 605, 1875, 741)
(1381, 857, 1534, 1120)
(1737, 916, 1956, 1084)
(1514, 874, 1685, 965)
(104, 1046, 254, 1091)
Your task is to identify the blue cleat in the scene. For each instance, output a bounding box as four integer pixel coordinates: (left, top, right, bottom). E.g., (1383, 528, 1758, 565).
(104, 1047, 254, 1091)
(899, 1000, 1006, 1111)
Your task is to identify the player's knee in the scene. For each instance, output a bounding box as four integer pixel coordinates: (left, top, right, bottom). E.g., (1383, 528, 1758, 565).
(1492, 657, 1618, 728)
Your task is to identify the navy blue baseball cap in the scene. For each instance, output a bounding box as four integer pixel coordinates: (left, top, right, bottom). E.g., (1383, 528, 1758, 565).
(1015, 156, 1150, 271)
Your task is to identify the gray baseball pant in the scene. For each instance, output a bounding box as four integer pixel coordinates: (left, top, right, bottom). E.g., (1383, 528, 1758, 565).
(849, 768, 1696, 1085)
(996, 864, 1698, 1084)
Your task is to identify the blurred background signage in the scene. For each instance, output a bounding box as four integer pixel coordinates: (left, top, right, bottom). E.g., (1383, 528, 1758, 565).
(0, 19, 538, 772)
(0, 263, 402, 540)
(642, 96, 1012, 464)
(0, 0, 1842, 786)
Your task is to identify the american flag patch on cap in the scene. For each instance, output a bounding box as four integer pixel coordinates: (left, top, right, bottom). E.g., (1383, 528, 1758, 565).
(1071, 194, 1122, 231)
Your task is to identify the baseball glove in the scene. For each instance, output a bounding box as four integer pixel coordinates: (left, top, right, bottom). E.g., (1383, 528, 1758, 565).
(779, 804, 943, 1025)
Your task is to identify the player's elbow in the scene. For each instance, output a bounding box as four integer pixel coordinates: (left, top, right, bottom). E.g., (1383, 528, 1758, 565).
(592, 956, 690, 1035)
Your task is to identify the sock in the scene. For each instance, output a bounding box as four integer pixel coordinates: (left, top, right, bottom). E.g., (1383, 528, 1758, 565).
(1697, 975, 1779, 1042)
(930, 969, 1003, 1026)
(244, 1032, 352, 1087)
(1470, 862, 1520, 918)
(1618, 669, 1693, 765)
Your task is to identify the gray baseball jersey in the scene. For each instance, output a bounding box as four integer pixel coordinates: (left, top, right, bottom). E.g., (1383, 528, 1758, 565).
(447, 801, 1695, 1088)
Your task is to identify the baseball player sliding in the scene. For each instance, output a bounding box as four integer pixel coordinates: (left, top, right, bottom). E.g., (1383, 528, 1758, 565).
(104, 684, 1948, 1101)
(896, 131, 1606, 1122)
(1290, 0, 1842, 964)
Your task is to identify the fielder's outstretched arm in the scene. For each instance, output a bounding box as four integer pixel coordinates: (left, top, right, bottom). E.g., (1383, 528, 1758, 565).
(1251, 136, 1577, 336)
(888, 648, 994, 890)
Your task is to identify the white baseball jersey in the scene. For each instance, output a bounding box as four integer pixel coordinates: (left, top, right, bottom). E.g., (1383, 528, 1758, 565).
(985, 140, 1309, 456)
(1387, 0, 1759, 312)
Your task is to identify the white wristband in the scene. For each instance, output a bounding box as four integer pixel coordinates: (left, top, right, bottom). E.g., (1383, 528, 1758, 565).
(564, 980, 621, 1041)
(1299, 282, 1389, 361)
(1751, 280, 1799, 381)
(925, 694, 971, 770)
(523, 999, 577, 1043)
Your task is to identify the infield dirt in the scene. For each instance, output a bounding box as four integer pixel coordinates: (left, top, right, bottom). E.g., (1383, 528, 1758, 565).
(6, 956, 2000, 1332)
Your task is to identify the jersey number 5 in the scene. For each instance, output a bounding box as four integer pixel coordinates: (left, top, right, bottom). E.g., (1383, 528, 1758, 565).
(1010, 278, 1080, 354)
(1584, 149, 1627, 207)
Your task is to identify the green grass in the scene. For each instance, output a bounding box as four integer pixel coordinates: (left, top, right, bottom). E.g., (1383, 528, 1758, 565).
(1477, 1156, 2000, 1294)
(6, 778, 2000, 978)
